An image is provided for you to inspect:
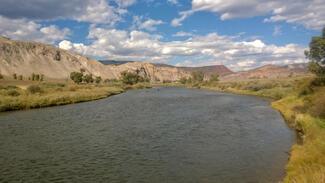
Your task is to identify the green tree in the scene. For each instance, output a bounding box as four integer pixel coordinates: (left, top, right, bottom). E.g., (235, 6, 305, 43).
(209, 74, 219, 82)
(305, 27, 325, 78)
(179, 77, 188, 84)
(95, 76, 102, 84)
(35, 74, 40, 81)
(70, 72, 83, 84)
(191, 71, 204, 83)
(83, 74, 94, 83)
(40, 74, 44, 81)
(13, 73, 17, 80)
(31, 73, 36, 81)
(18, 75, 23, 80)
(120, 71, 144, 85)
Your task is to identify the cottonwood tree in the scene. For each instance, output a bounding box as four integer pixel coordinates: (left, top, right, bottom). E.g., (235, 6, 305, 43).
(191, 71, 204, 83)
(70, 72, 83, 84)
(305, 27, 325, 84)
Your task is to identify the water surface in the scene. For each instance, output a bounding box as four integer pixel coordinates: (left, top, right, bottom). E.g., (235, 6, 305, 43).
(0, 87, 294, 183)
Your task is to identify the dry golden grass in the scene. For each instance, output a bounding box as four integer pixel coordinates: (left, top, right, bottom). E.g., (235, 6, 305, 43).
(0, 81, 124, 112)
(273, 96, 325, 183)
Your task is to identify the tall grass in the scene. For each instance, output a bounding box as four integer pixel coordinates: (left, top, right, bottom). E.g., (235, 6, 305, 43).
(0, 83, 124, 112)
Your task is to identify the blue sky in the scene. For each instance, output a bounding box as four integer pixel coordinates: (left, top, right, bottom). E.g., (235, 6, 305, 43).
(0, 0, 324, 70)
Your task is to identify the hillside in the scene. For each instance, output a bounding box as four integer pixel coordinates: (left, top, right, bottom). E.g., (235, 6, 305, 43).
(222, 64, 309, 80)
(177, 65, 234, 76)
(101, 60, 234, 77)
(0, 37, 189, 82)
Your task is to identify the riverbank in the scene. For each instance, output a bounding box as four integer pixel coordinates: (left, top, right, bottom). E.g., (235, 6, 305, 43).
(195, 78, 325, 183)
(0, 80, 151, 112)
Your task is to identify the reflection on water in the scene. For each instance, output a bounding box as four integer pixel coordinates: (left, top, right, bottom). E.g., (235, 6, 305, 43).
(0, 87, 294, 183)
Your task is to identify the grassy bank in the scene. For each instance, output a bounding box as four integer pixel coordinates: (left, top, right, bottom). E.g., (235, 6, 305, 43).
(195, 77, 325, 182)
(0, 80, 151, 112)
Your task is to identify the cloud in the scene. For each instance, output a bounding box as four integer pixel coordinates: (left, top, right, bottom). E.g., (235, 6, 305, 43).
(0, 0, 135, 25)
(115, 0, 137, 8)
(59, 27, 306, 70)
(173, 31, 193, 37)
(171, 10, 194, 27)
(0, 16, 70, 44)
(273, 25, 282, 36)
(132, 16, 164, 31)
(172, 0, 325, 30)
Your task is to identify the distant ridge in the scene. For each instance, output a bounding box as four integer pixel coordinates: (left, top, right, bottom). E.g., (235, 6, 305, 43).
(100, 60, 234, 76)
(222, 63, 309, 80)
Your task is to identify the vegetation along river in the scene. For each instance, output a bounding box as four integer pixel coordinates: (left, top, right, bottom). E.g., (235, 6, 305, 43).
(0, 87, 295, 183)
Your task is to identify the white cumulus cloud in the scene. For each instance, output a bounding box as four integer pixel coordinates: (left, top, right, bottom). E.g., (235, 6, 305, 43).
(172, 0, 325, 30)
(59, 27, 307, 70)
(0, 16, 70, 44)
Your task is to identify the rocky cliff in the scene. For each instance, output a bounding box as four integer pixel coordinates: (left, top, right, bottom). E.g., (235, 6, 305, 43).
(0, 37, 189, 81)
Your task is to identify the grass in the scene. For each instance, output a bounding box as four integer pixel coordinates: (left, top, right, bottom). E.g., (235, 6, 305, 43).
(0, 80, 150, 112)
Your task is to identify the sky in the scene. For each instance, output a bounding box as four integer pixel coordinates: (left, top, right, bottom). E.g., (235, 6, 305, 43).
(0, 0, 324, 71)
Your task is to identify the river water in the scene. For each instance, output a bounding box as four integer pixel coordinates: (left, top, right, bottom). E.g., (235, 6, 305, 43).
(0, 87, 294, 183)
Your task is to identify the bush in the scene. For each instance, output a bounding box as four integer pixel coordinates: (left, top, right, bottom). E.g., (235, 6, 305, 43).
(179, 77, 188, 84)
(95, 76, 102, 84)
(27, 85, 42, 94)
(13, 73, 17, 80)
(120, 71, 146, 85)
(35, 74, 40, 81)
(0, 73, 3, 79)
(83, 74, 94, 83)
(209, 74, 219, 82)
(309, 93, 325, 118)
(18, 75, 23, 80)
(70, 72, 83, 84)
(6, 89, 20, 96)
(191, 71, 204, 83)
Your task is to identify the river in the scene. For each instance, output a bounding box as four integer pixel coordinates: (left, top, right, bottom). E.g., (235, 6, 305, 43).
(0, 87, 294, 183)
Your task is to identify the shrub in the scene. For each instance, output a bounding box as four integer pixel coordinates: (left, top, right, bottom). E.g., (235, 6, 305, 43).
(163, 80, 172, 84)
(104, 78, 118, 83)
(179, 77, 188, 84)
(309, 93, 325, 118)
(191, 71, 204, 83)
(209, 74, 219, 82)
(95, 76, 102, 84)
(40, 74, 44, 81)
(70, 72, 83, 84)
(6, 89, 20, 96)
(18, 75, 23, 80)
(27, 85, 42, 94)
(13, 73, 17, 80)
(0, 73, 3, 79)
(35, 74, 40, 81)
(298, 79, 314, 96)
(83, 74, 94, 83)
(120, 71, 146, 85)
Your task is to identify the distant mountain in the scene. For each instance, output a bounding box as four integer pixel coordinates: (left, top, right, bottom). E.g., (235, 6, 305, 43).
(177, 65, 234, 76)
(100, 60, 234, 77)
(222, 63, 309, 80)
